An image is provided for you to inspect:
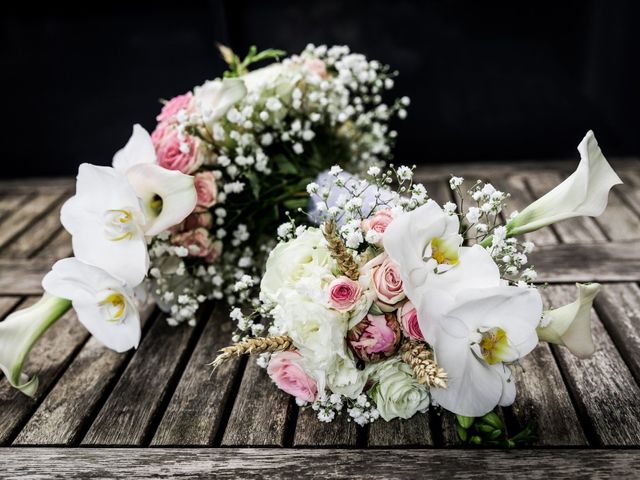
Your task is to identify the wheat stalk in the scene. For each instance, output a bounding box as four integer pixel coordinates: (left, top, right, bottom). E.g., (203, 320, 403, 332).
(323, 219, 360, 281)
(210, 335, 294, 369)
(400, 340, 448, 389)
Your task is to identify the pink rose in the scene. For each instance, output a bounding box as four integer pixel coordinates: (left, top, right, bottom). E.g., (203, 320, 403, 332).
(267, 351, 317, 403)
(348, 312, 401, 362)
(399, 301, 424, 341)
(173, 210, 213, 232)
(156, 92, 193, 123)
(328, 276, 362, 312)
(156, 129, 203, 174)
(171, 227, 222, 263)
(194, 171, 218, 208)
(304, 58, 329, 78)
(368, 254, 405, 310)
(361, 209, 394, 245)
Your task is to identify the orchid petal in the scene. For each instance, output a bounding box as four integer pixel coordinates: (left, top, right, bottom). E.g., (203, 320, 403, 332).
(537, 283, 600, 357)
(0, 294, 71, 397)
(125, 163, 197, 236)
(112, 124, 157, 174)
(509, 131, 622, 235)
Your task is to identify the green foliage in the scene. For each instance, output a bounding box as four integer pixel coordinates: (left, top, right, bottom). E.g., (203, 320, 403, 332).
(454, 411, 536, 447)
(219, 44, 286, 78)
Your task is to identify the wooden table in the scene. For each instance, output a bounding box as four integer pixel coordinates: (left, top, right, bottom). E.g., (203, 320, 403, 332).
(1, 160, 640, 478)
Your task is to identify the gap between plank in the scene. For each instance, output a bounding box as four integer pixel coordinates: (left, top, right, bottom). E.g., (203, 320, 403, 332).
(212, 355, 248, 447)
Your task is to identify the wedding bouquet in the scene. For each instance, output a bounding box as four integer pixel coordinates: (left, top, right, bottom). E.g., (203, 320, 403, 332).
(0, 44, 407, 395)
(212, 131, 621, 441)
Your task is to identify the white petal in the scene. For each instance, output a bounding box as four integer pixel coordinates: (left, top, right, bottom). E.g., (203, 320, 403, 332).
(497, 365, 517, 407)
(125, 163, 197, 236)
(43, 258, 141, 352)
(509, 131, 622, 235)
(537, 283, 599, 357)
(194, 78, 247, 124)
(112, 124, 157, 174)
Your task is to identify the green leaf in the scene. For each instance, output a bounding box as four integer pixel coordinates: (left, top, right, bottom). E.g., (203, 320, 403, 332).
(244, 171, 262, 199)
(283, 198, 308, 210)
(480, 412, 503, 430)
(368, 303, 384, 315)
(456, 424, 468, 442)
(456, 414, 475, 429)
(275, 155, 300, 175)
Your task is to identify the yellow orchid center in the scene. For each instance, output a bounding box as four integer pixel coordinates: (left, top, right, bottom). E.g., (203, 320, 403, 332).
(431, 237, 459, 265)
(98, 292, 127, 323)
(479, 327, 509, 365)
(104, 208, 138, 241)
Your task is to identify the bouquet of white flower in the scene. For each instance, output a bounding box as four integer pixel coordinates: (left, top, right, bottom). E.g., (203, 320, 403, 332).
(211, 131, 621, 444)
(0, 43, 407, 396)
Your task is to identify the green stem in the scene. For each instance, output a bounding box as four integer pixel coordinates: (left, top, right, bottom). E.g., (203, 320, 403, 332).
(0, 294, 72, 396)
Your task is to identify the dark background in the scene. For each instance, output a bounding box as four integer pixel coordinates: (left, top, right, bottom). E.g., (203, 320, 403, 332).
(2, 0, 639, 178)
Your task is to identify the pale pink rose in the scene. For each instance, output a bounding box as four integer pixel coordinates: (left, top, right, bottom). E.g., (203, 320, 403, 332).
(171, 227, 221, 263)
(194, 171, 218, 208)
(328, 276, 362, 312)
(267, 351, 317, 403)
(150, 122, 167, 148)
(348, 313, 401, 362)
(156, 129, 203, 174)
(361, 209, 394, 245)
(399, 301, 424, 341)
(173, 210, 214, 232)
(304, 58, 329, 78)
(156, 92, 193, 123)
(370, 255, 405, 309)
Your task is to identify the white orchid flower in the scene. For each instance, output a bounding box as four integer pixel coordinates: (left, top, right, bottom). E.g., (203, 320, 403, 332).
(193, 77, 247, 127)
(417, 286, 543, 417)
(43, 258, 141, 352)
(61, 163, 149, 286)
(384, 200, 502, 304)
(112, 124, 157, 174)
(537, 283, 600, 357)
(0, 294, 71, 397)
(508, 131, 622, 236)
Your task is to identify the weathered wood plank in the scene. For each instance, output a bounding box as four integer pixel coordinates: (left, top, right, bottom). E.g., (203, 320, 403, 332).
(2, 193, 68, 258)
(293, 408, 359, 447)
(529, 242, 640, 282)
(221, 360, 293, 447)
(367, 414, 433, 447)
(593, 283, 640, 385)
(0, 193, 29, 221)
(0, 190, 67, 252)
(542, 285, 640, 446)
(510, 344, 588, 446)
(525, 172, 608, 243)
(0, 259, 50, 295)
(81, 312, 202, 446)
(439, 411, 463, 446)
(0, 296, 21, 318)
(13, 302, 156, 446)
(7, 448, 638, 479)
(151, 307, 242, 446)
(594, 189, 640, 242)
(33, 228, 72, 261)
(0, 298, 89, 445)
(0, 177, 74, 191)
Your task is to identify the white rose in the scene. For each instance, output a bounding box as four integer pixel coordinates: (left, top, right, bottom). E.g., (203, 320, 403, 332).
(326, 353, 368, 400)
(369, 357, 430, 421)
(260, 228, 336, 303)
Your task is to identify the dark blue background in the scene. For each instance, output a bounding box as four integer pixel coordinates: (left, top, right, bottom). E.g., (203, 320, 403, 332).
(2, 0, 638, 177)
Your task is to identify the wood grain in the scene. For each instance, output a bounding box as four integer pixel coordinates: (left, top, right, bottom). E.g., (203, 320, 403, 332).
(0, 298, 88, 445)
(293, 408, 359, 447)
(151, 307, 243, 446)
(81, 312, 202, 446)
(221, 360, 293, 447)
(13, 302, 157, 446)
(367, 413, 434, 447)
(6, 448, 638, 479)
(542, 285, 640, 446)
(593, 283, 640, 385)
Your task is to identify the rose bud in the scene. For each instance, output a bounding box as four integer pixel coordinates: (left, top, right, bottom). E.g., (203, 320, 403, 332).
(194, 171, 218, 208)
(348, 312, 402, 362)
(399, 301, 424, 341)
(361, 209, 394, 246)
(328, 276, 362, 312)
(267, 351, 317, 403)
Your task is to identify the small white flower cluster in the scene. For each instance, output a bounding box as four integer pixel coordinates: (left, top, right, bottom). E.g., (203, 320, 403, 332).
(346, 394, 381, 426)
(489, 227, 538, 286)
(309, 393, 380, 425)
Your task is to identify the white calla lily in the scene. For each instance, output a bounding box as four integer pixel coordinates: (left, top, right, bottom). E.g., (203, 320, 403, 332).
(508, 131, 622, 236)
(61, 163, 149, 286)
(125, 163, 197, 236)
(418, 286, 543, 417)
(43, 258, 141, 352)
(537, 283, 600, 357)
(193, 77, 247, 127)
(112, 124, 157, 174)
(0, 294, 71, 397)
